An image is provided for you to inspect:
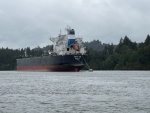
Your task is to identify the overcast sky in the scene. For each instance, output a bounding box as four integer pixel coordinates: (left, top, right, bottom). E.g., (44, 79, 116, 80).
(0, 0, 150, 49)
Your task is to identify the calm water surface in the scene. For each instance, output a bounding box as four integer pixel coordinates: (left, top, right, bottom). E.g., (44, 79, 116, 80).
(0, 71, 150, 113)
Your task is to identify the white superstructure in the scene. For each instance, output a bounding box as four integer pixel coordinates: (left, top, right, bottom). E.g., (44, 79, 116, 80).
(50, 26, 86, 55)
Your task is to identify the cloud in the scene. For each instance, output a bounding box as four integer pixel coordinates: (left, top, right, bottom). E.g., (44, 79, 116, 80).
(0, 0, 150, 49)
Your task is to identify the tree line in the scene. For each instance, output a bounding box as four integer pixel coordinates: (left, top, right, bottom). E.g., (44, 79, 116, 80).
(86, 35, 150, 70)
(0, 35, 150, 70)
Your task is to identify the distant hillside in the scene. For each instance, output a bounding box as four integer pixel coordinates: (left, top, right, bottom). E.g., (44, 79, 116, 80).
(84, 40, 115, 51)
(33, 45, 53, 52)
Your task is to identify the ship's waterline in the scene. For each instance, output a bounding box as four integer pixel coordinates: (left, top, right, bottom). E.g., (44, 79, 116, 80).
(17, 55, 85, 72)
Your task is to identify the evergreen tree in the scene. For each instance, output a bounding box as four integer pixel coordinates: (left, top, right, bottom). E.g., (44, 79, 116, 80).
(144, 34, 150, 46)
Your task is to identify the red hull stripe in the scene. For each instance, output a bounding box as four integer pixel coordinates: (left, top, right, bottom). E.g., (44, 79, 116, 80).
(17, 65, 84, 71)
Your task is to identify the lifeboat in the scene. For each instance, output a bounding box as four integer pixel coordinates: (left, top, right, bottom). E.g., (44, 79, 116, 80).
(73, 44, 79, 51)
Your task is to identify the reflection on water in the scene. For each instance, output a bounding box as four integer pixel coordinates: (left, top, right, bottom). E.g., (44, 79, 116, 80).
(0, 71, 150, 113)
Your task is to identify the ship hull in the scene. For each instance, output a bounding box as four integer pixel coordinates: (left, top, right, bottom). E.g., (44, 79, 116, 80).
(17, 55, 85, 72)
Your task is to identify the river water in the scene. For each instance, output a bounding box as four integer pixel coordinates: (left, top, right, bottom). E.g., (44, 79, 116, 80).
(0, 71, 150, 113)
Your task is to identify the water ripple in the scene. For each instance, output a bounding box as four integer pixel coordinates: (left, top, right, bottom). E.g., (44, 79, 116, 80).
(0, 71, 150, 113)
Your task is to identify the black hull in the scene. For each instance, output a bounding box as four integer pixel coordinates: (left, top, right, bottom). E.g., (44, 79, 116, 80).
(17, 55, 85, 72)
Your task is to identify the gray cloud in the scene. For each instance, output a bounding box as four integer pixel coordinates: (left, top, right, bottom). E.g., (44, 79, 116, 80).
(0, 0, 150, 49)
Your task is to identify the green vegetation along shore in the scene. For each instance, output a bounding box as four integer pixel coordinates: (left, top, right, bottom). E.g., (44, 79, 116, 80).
(0, 35, 150, 70)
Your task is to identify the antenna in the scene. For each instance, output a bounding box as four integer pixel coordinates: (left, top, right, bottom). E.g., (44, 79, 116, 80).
(67, 25, 69, 29)
(60, 29, 61, 35)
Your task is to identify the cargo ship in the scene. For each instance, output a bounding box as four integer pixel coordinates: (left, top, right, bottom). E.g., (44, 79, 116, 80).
(16, 26, 87, 71)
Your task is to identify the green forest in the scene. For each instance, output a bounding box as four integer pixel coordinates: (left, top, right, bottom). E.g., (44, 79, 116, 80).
(0, 35, 150, 70)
